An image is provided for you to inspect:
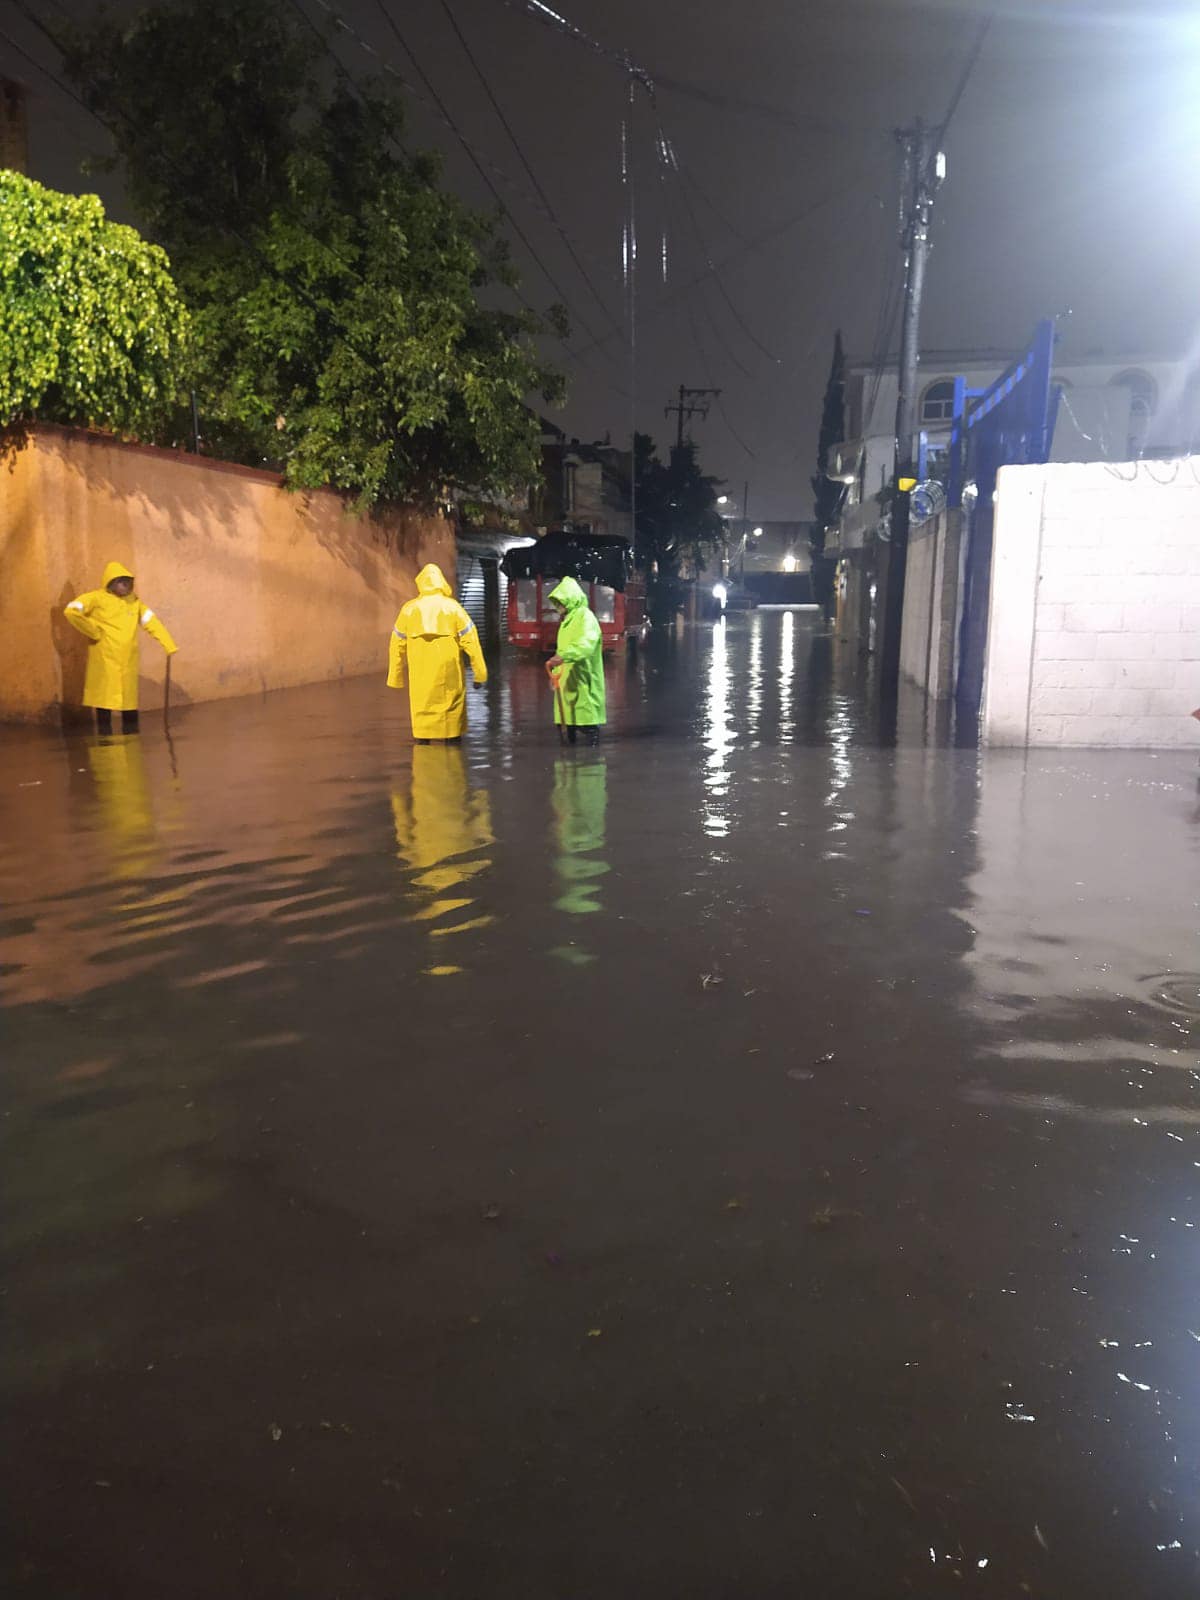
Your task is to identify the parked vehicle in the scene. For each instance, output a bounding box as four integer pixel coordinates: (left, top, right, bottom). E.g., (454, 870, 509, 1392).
(502, 531, 647, 653)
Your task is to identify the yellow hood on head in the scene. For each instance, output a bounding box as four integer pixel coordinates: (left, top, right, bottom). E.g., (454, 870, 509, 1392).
(415, 564, 452, 597)
(102, 561, 135, 589)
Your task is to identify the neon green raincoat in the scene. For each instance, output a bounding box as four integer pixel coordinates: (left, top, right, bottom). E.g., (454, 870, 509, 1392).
(63, 561, 178, 711)
(549, 576, 606, 727)
(387, 564, 488, 740)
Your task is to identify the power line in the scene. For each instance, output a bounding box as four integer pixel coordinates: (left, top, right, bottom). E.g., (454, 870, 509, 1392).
(6, 1, 571, 456)
(294, 0, 621, 357)
(568, 165, 874, 364)
(287, 0, 587, 360)
(363, 0, 631, 372)
(651, 100, 780, 366)
(679, 163, 749, 247)
(434, 0, 620, 335)
(685, 300, 759, 461)
(0, 21, 115, 149)
(659, 174, 756, 382)
(494, 0, 849, 138)
(935, 13, 994, 143)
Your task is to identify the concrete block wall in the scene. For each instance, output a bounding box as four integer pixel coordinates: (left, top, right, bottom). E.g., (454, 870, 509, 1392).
(983, 460, 1200, 747)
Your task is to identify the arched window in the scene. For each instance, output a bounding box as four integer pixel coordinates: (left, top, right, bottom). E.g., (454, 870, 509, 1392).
(920, 379, 956, 425)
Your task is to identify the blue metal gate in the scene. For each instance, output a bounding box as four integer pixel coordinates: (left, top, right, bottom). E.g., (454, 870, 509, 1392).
(948, 319, 1061, 729)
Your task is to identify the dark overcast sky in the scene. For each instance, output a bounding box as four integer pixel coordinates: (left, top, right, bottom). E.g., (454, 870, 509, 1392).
(6, 0, 1200, 518)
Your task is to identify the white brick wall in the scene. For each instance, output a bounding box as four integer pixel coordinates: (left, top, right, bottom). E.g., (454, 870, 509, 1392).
(983, 460, 1200, 747)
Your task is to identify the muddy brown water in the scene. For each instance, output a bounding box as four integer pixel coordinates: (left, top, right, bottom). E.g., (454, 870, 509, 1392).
(3, 613, 1199, 1597)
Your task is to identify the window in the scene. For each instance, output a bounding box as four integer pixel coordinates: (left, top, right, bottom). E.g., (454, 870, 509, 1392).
(920, 379, 956, 425)
(1109, 369, 1157, 454)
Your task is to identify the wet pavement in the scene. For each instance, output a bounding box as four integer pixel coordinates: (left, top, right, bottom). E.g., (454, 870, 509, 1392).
(3, 610, 1200, 1598)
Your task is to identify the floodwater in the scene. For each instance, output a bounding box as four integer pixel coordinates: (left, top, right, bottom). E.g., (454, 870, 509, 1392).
(2, 611, 1199, 1598)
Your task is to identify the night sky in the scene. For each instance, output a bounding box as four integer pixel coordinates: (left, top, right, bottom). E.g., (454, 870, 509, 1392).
(6, 0, 1200, 518)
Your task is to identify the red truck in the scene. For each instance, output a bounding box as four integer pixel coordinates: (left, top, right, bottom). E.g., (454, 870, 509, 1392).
(502, 531, 648, 653)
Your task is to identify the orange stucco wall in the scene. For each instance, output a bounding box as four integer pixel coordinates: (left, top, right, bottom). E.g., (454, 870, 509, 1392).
(0, 426, 455, 722)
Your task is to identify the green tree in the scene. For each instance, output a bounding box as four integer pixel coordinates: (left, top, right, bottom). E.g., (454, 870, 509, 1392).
(0, 170, 189, 434)
(62, 0, 564, 507)
(634, 434, 724, 576)
(810, 329, 847, 617)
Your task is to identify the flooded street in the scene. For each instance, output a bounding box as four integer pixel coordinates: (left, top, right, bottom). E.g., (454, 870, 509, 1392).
(3, 611, 1200, 1597)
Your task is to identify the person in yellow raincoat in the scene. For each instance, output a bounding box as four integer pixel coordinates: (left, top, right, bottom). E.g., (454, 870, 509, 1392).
(387, 563, 488, 742)
(63, 561, 178, 734)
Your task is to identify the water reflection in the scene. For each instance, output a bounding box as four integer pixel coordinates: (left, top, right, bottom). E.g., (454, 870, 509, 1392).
(703, 619, 735, 839)
(390, 744, 495, 975)
(551, 755, 609, 915)
(85, 735, 160, 881)
(778, 610, 794, 745)
(747, 617, 762, 738)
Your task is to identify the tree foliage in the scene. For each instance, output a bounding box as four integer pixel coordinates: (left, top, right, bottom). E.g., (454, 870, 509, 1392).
(634, 434, 724, 576)
(62, 0, 565, 507)
(0, 170, 189, 434)
(810, 329, 847, 615)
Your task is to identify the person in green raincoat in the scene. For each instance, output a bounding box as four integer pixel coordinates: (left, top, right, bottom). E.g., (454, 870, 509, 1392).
(546, 576, 606, 746)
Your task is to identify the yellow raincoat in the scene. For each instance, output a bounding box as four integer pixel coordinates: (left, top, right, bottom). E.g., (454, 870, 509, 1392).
(63, 561, 178, 711)
(387, 564, 487, 739)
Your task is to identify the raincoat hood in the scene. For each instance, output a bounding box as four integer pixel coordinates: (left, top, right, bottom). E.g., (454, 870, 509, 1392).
(548, 576, 587, 612)
(415, 563, 452, 598)
(102, 561, 135, 590)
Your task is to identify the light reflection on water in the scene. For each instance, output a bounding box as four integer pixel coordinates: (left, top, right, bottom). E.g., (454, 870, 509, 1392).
(778, 609, 794, 746)
(747, 618, 762, 738)
(703, 618, 734, 839)
(3, 615, 1200, 1597)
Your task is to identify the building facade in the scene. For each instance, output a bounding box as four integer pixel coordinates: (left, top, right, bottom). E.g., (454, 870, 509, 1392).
(533, 423, 632, 540)
(1, 78, 29, 174)
(829, 347, 1200, 561)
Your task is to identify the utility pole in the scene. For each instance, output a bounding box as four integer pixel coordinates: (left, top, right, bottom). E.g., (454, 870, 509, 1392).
(738, 479, 749, 582)
(879, 119, 944, 698)
(664, 384, 721, 453)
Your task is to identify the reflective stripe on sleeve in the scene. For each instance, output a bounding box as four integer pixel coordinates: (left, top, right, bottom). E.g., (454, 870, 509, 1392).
(457, 621, 475, 638)
(141, 608, 155, 622)
(67, 600, 85, 611)
(393, 628, 406, 639)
